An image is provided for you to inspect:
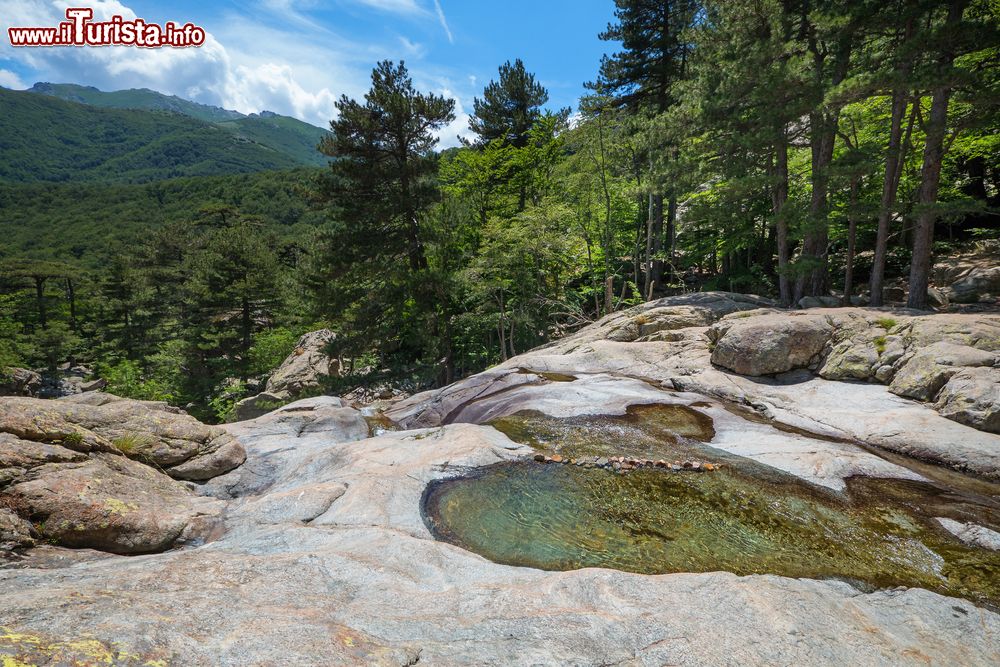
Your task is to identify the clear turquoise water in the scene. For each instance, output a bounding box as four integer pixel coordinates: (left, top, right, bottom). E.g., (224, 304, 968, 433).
(423, 407, 1000, 607)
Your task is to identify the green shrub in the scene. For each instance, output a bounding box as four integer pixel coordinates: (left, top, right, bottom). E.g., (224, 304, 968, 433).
(249, 327, 300, 377)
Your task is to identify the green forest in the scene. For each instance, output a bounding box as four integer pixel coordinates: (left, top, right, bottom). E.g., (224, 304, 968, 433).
(1, 0, 997, 421)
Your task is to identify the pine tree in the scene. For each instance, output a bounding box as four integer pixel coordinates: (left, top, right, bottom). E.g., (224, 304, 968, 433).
(469, 59, 549, 149)
(310, 60, 455, 371)
(594, 0, 701, 298)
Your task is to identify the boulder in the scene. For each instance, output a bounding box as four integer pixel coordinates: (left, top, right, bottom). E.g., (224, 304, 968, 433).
(797, 296, 823, 309)
(79, 377, 107, 392)
(926, 286, 949, 308)
(264, 329, 339, 397)
(818, 338, 878, 380)
(0, 396, 245, 481)
(232, 329, 341, 421)
(947, 265, 1000, 304)
(1, 437, 223, 557)
(0, 367, 41, 396)
(888, 342, 997, 402)
(0, 506, 35, 551)
(233, 391, 289, 421)
(935, 367, 1000, 433)
(6, 453, 203, 554)
(710, 313, 833, 376)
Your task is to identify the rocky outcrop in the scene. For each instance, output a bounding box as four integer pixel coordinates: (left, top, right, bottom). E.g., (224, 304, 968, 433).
(6, 451, 213, 554)
(706, 308, 1000, 434)
(390, 294, 1000, 477)
(0, 394, 236, 556)
(709, 312, 833, 375)
(37, 363, 106, 398)
(0, 394, 245, 480)
(2, 294, 1000, 665)
(934, 243, 1000, 304)
(0, 367, 41, 396)
(233, 329, 340, 420)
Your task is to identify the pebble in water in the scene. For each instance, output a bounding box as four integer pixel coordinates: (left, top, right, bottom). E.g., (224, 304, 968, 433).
(531, 453, 717, 474)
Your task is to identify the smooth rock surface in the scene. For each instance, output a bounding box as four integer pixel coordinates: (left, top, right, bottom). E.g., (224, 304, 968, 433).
(2, 416, 999, 665)
(936, 517, 1000, 551)
(392, 295, 1000, 477)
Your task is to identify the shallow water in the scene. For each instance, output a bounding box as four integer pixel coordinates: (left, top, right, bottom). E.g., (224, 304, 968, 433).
(423, 406, 1000, 607)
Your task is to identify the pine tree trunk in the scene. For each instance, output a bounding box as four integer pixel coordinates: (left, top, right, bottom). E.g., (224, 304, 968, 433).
(647, 194, 664, 299)
(773, 136, 791, 306)
(907, 1, 964, 309)
(34, 276, 47, 330)
(241, 295, 251, 383)
(843, 176, 860, 303)
(666, 195, 677, 286)
(795, 109, 838, 302)
(906, 98, 948, 308)
(644, 193, 654, 298)
(869, 19, 914, 306)
(65, 277, 77, 332)
(869, 92, 908, 306)
(604, 275, 614, 315)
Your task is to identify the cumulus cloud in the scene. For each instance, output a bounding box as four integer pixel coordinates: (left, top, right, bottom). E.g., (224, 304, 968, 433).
(434, 88, 473, 149)
(0, 0, 469, 133)
(0, 68, 26, 89)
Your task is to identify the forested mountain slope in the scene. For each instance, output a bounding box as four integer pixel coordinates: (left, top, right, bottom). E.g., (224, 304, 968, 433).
(0, 87, 321, 183)
(28, 83, 331, 167)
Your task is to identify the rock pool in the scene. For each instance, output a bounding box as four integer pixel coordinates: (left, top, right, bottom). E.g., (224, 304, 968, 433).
(423, 406, 1000, 608)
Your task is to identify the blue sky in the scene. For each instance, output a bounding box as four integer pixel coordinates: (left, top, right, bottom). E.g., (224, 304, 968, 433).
(0, 0, 616, 146)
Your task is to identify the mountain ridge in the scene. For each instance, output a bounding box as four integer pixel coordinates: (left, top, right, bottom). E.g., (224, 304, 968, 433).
(9, 82, 330, 176)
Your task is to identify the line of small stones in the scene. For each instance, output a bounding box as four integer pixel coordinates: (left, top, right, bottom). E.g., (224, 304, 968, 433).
(532, 453, 721, 473)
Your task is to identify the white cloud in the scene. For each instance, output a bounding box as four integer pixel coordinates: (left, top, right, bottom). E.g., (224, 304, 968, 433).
(354, 0, 425, 15)
(432, 1, 453, 44)
(398, 36, 426, 58)
(434, 87, 472, 149)
(0, 0, 472, 133)
(0, 68, 25, 89)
